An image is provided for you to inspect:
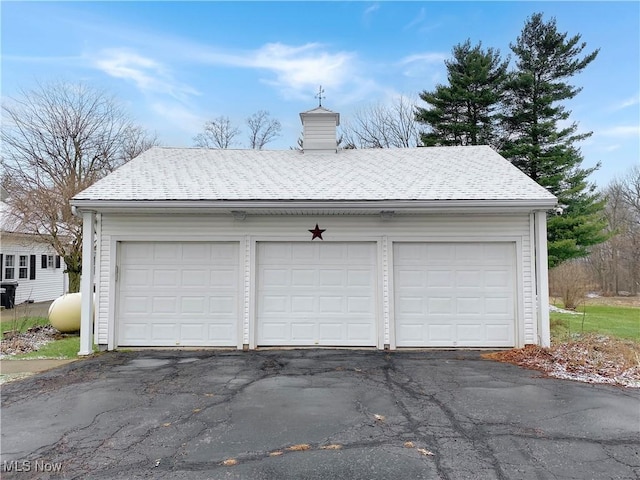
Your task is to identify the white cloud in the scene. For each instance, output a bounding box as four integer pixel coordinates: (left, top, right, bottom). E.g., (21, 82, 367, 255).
(150, 101, 206, 144)
(90, 39, 368, 120)
(404, 7, 426, 30)
(2, 54, 84, 65)
(255, 43, 354, 92)
(194, 42, 356, 100)
(398, 52, 447, 79)
(93, 48, 200, 100)
(601, 144, 621, 152)
(399, 52, 448, 65)
(364, 3, 380, 17)
(599, 125, 640, 137)
(403, 7, 442, 33)
(337, 78, 385, 106)
(612, 93, 639, 111)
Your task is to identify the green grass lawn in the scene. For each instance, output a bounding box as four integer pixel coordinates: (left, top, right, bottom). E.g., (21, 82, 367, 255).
(551, 304, 640, 342)
(14, 336, 80, 359)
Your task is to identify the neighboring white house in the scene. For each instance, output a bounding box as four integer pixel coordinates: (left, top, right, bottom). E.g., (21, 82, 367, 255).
(71, 106, 557, 355)
(0, 201, 67, 305)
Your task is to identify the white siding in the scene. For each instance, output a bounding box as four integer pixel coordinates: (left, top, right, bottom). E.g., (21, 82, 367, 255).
(0, 235, 67, 304)
(96, 213, 535, 348)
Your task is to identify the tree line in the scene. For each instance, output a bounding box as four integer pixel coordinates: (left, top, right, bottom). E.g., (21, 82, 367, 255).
(587, 166, 639, 295)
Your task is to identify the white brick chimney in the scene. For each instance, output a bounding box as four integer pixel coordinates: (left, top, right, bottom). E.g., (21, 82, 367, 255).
(299, 106, 340, 153)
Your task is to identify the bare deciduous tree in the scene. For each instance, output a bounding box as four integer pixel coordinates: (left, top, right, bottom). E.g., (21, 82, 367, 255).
(247, 110, 281, 150)
(620, 165, 640, 219)
(193, 116, 240, 149)
(587, 165, 640, 295)
(1, 81, 159, 292)
(614, 165, 640, 294)
(341, 95, 421, 149)
(588, 183, 628, 294)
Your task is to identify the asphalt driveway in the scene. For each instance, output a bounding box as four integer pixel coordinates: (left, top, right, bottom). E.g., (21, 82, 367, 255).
(1, 350, 638, 480)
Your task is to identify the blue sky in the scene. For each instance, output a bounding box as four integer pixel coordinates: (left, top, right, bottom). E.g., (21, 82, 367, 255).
(2, 1, 638, 188)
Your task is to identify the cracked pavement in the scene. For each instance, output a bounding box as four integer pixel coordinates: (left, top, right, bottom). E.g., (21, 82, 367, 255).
(1, 350, 639, 479)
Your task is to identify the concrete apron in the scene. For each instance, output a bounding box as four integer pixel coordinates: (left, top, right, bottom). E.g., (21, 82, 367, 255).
(0, 358, 77, 375)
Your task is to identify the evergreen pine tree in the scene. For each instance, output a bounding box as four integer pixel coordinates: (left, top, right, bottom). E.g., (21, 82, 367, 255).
(416, 40, 509, 147)
(501, 12, 606, 266)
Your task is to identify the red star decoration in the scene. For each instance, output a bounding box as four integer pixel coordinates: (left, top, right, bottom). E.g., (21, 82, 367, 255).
(309, 223, 326, 240)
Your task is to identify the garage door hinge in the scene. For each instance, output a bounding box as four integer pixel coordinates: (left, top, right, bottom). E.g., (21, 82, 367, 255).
(115, 265, 119, 282)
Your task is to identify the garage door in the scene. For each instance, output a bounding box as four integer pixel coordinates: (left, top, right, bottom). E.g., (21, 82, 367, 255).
(394, 243, 515, 347)
(117, 242, 240, 347)
(257, 242, 377, 346)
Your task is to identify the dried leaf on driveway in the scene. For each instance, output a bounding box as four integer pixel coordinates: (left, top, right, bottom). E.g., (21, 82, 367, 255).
(222, 458, 238, 466)
(320, 444, 342, 450)
(403, 441, 415, 448)
(417, 448, 435, 456)
(286, 444, 311, 451)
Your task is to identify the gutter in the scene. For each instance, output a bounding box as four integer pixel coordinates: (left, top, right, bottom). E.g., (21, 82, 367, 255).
(70, 198, 558, 214)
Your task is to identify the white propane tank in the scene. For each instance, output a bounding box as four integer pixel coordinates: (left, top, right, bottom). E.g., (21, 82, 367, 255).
(48, 293, 82, 333)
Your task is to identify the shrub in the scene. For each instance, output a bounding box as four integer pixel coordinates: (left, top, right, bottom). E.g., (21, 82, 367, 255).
(549, 260, 590, 310)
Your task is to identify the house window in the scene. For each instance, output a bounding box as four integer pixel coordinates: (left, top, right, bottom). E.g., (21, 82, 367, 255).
(41, 254, 60, 269)
(5, 255, 15, 280)
(18, 255, 28, 279)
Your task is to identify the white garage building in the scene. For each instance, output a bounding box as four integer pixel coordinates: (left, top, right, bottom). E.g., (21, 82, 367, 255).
(72, 107, 557, 354)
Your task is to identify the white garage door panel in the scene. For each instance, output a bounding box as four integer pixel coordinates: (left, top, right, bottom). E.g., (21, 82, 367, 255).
(118, 242, 239, 347)
(394, 243, 515, 347)
(257, 242, 377, 346)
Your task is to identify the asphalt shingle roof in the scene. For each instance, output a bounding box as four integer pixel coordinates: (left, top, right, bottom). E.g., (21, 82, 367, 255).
(73, 145, 556, 202)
